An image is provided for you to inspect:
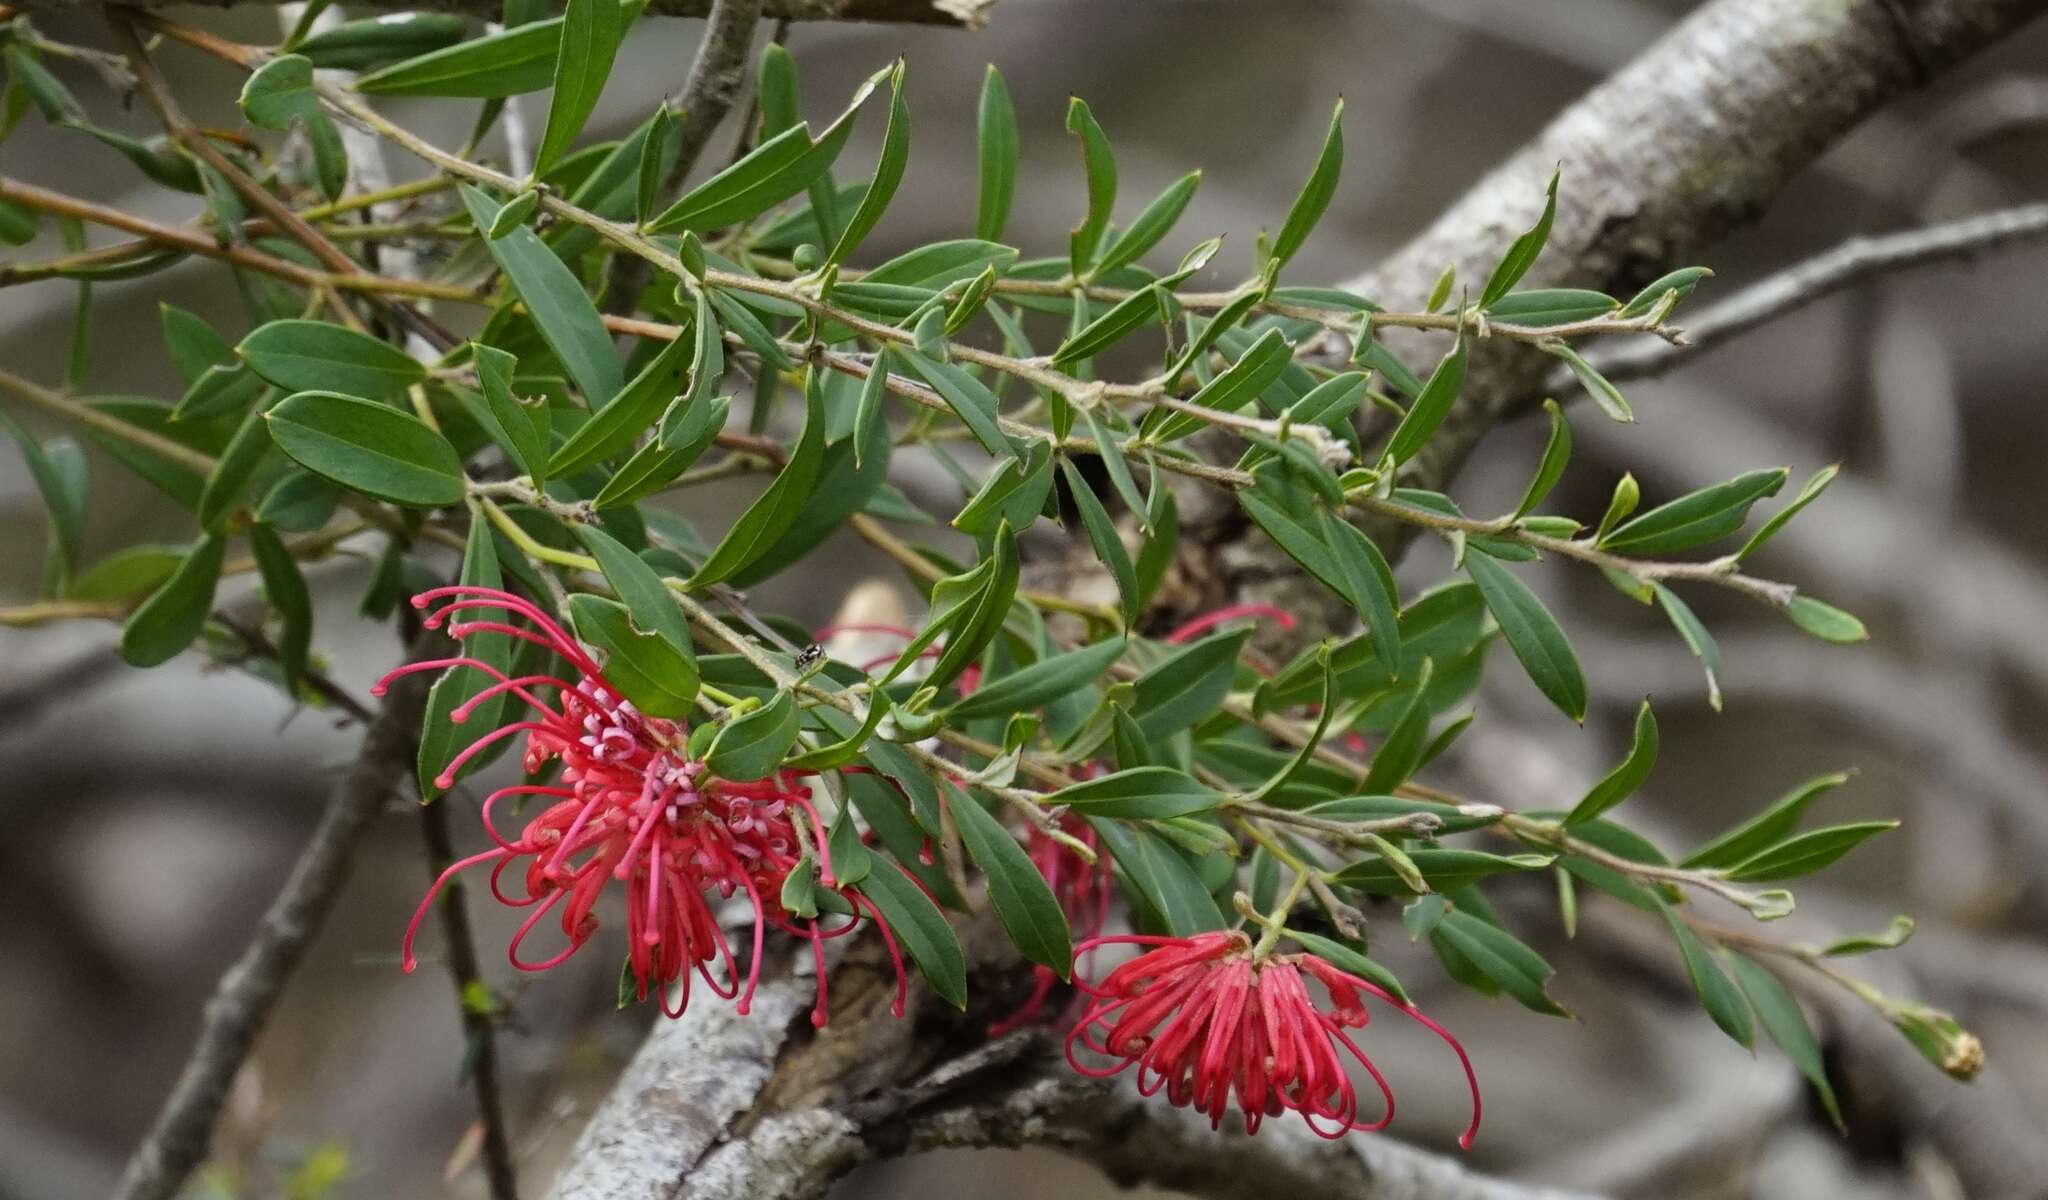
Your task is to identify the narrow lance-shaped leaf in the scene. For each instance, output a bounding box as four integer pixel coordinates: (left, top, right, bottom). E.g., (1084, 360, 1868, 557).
(461, 185, 622, 404)
(238, 319, 425, 400)
(533, 0, 627, 176)
(1465, 551, 1587, 722)
(419, 518, 511, 795)
(1726, 821, 1897, 882)
(948, 787, 1071, 975)
(1095, 170, 1201, 277)
(1543, 340, 1632, 422)
(1060, 457, 1139, 624)
(1065, 97, 1117, 276)
(1738, 464, 1838, 562)
(547, 317, 697, 476)
(1683, 771, 1853, 870)
(1786, 595, 1867, 644)
(828, 60, 907, 267)
(1727, 951, 1843, 1128)
(1383, 331, 1467, 466)
(857, 860, 968, 1008)
(947, 638, 1126, 721)
(470, 344, 550, 483)
(1657, 897, 1755, 1047)
(574, 523, 694, 656)
(688, 368, 827, 588)
(1600, 468, 1787, 556)
(1269, 99, 1342, 272)
(1511, 399, 1572, 521)
(1480, 168, 1559, 307)
(1566, 700, 1657, 825)
(975, 65, 1018, 242)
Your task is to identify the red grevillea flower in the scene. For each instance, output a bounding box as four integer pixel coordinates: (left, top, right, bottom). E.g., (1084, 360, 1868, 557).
(1163, 603, 1297, 645)
(1067, 931, 1482, 1148)
(380, 586, 908, 1026)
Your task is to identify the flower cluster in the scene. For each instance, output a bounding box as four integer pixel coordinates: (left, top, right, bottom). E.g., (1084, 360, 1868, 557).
(1067, 931, 1482, 1147)
(382, 586, 906, 1026)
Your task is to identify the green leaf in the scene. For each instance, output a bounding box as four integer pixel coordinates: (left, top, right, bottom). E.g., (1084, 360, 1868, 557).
(706, 691, 799, 781)
(1096, 170, 1202, 277)
(418, 518, 510, 795)
(1050, 766, 1223, 820)
(1684, 772, 1852, 870)
(899, 347, 1019, 461)
(294, 12, 469, 70)
(1657, 898, 1754, 1047)
(487, 190, 540, 238)
(1511, 399, 1572, 521)
(828, 60, 907, 267)
(0, 408, 84, 588)
(574, 523, 693, 657)
(593, 394, 730, 509)
(1131, 626, 1252, 740)
(547, 319, 696, 476)
(1464, 551, 1585, 722)
(1319, 510, 1402, 672)
(1134, 480, 1178, 612)
(1270, 100, 1342, 272)
(1618, 267, 1712, 318)
(1052, 285, 1166, 366)
(1430, 909, 1566, 1016)
(1064, 97, 1117, 275)
(1088, 818, 1227, 936)
(247, 524, 311, 692)
(1383, 332, 1468, 466)
(197, 393, 279, 532)
(1360, 658, 1435, 793)
(1336, 848, 1551, 896)
(688, 370, 827, 588)
(1144, 327, 1293, 444)
(650, 71, 872, 233)
(239, 53, 321, 130)
(658, 288, 726, 447)
(856, 861, 967, 1007)
(238, 320, 424, 400)
(1727, 821, 1896, 882)
(1601, 468, 1787, 555)
(1480, 169, 1558, 307)
(461, 185, 622, 404)
(533, 0, 628, 175)
(1543, 340, 1631, 422)
(949, 787, 1071, 975)
(635, 104, 677, 225)
(67, 545, 183, 604)
(1785, 595, 1867, 644)
(567, 594, 698, 717)
(469, 344, 550, 482)
(1486, 288, 1618, 327)
(358, 1, 643, 97)
(266, 391, 465, 507)
(1738, 464, 1837, 562)
(1060, 457, 1139, 624)
(1285, 930, 1408, 1003)
(1565, 700, 1657, 825)
(1651, 581, 1726, 710)
(975, 66, 1018, 242)
(1822, 914, 1916, 957)
(119, 533, 225, 667)
(1727, 952, 1842, 1128)
(949, 639, 1125, 722)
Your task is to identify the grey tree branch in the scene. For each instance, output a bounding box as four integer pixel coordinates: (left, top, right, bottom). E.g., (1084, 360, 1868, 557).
(1578, 201, 2048, 386)
(1331, 0, 2048, 555)
(111, 628, 438, 1200)
(16, 0, 991, 27)
(602, 0, 763, 318)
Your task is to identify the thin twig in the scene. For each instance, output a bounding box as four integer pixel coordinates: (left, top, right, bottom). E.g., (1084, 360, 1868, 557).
(112, 629, 439, 1200)
(1581, 202, 2048, 385)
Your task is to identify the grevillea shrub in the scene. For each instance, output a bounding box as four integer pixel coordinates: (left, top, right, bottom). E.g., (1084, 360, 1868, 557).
(0, 9, 1982, 1156)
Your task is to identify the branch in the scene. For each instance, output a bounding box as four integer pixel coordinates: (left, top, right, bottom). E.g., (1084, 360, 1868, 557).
(1580, 201, 2048, 384)
(1325, 0, 2048, 561)
(110, 629, 437, 1200)
(16, 0, 991, 25)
